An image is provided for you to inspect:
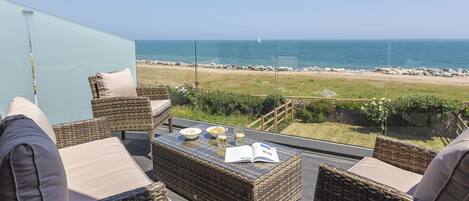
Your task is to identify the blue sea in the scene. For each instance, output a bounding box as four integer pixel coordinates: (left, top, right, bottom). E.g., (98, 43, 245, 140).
(136, 40, 469, 70)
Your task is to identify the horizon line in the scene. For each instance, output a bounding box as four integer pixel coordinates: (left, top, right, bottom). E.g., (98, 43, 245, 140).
(134, 38, 469, 41)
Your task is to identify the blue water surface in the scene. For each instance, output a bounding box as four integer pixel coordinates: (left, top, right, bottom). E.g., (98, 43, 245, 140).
(136, 40, 469, 69)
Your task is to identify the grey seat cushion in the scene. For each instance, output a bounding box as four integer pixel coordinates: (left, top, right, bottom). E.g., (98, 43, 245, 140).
(150, 99, 171, 117)
(414, 129, 469, 201)
(348, 157, 422, 194)
(59, 137, 152, 200)
(0, 115, 68, 201)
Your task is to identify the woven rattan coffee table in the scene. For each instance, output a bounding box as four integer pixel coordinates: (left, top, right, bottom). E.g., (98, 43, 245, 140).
(151, 125, 302, 201)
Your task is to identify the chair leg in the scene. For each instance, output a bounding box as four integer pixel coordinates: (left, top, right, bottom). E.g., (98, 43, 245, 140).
(147, 133, 152, 159)
(121, 131, 126, 140)
(168, 117, 173, 133)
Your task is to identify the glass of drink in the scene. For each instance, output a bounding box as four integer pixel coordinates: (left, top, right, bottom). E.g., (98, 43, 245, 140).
(216, 133, 228, 148)
(234, 127, 246, 145)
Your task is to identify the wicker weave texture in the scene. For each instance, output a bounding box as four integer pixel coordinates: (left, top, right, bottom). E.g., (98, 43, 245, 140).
(101, 181, 170, 201)
(89, 76, 100, 99)
(53, 118, 170, 201)
(314, 136, 440, 201)
(314, 164, 412, 201)
(137, 85, 169, 100)
(91, 96, 154, 133)
(88, 76, 173, 134)
(373, 136, 438, 175)
(252, 154, 302, 201)
(53, 118, 111, 149)
(152, 131, 302, 201)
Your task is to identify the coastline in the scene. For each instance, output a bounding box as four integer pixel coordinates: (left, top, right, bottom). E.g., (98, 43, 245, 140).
(137, 61, 469, 87)
(137, 59, 469, 78)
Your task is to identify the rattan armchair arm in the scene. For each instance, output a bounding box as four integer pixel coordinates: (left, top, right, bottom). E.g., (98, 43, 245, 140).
(373, 136, 438, 175)
(91, 97, 151, 118)
(314, 164, 412, 201)
(137, 85, 169, 100)
(101, 181, 169, 201)
(91, 96, 152, 116)
(53, 118, 111, 149)
(91, 96, 153, 131)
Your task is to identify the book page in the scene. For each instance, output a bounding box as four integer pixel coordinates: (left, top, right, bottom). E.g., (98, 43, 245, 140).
(225, 145, 254, 163)
(252, 142, 279, 163)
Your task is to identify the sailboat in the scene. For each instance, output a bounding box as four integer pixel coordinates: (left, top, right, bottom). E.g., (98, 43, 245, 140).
(257, 37, 262, 44)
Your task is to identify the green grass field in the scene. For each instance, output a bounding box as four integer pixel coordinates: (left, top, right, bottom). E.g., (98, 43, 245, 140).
(281, 122, 448, 150)
(141, 65, 462, 150)
(138, 65, 469, 101)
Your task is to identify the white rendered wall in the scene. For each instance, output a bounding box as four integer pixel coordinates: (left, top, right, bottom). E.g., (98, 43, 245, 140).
(0, 0, 136, 123)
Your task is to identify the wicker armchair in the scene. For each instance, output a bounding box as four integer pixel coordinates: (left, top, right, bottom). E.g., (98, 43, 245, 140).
(53, 118, 169, 201)
(88, 76, 173, 139)
(314, 136, 438, 201)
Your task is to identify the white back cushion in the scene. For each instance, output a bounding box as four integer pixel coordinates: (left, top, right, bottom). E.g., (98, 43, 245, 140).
(96, 68, 137, 98)
(5, 97, 57, 144)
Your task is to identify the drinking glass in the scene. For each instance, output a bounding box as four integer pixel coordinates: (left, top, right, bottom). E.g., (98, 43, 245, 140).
(234, 127, 246, 145)
(216, 132, 228, 148)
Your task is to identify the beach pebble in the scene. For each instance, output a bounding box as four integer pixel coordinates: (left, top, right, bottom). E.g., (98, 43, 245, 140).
(139, 59, 468, 77)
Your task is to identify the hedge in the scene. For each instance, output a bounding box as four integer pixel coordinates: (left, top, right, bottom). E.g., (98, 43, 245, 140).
(295, 95, 465, 125)
(169, 85, 466, 127)
(168, 85, 285, 117)
(391, 95, 464, 120)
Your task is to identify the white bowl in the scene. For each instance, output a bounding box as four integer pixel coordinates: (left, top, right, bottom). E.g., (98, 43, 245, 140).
(180, 127, 201, 140)
(206, 126, 227, 138)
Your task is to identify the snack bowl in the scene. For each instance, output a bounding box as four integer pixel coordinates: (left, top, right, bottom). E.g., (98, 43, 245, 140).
(206, 126, 227, 138)
(179, 127, 202, 140)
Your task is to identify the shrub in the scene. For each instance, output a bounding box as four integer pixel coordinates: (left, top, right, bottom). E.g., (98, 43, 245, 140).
(310, 111, 327, 123)
(335, 101, 365, 111)
(464, 106, 469, 118)
(167, 83, 198, 105)
(197, 90, 264, 116)
(296, 107, 313, 123)
(361, 97, 392, 133)
(307, 100, 335, 122)
(391, 95, 464, 121)
(261, 94, 285, 114)
(169, 85, 286, 117)
(168, 86, 188, 105)
(296, 100, 335, 123)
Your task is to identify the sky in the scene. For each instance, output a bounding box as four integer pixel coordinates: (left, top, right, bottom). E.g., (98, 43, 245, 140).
(11, 0, 469, 40)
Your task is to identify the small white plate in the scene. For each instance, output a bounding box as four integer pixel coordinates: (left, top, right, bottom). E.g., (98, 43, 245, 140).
(180, 127, 202, 140)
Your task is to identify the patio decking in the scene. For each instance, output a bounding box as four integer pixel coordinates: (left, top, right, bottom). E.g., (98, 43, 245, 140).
(120, 127, 358, 201)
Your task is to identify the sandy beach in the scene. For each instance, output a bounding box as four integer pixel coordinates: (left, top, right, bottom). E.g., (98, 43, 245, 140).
(138, 63, 469, 87)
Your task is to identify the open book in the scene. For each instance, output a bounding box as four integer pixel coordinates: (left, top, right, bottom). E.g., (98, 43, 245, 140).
(225, 142, 279, 163)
